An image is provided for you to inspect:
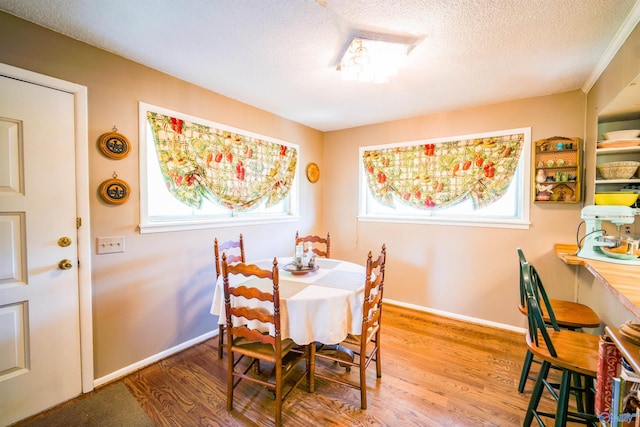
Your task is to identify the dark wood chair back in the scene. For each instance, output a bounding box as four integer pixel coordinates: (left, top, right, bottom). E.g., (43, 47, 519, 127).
(222, 256, 281, 349)
(521, 261, 558, 356)
(214, 234, 245, 279)
(295, 231, 330, 258)
(214, 234, 245, 359)
(362, 244, 387, 338)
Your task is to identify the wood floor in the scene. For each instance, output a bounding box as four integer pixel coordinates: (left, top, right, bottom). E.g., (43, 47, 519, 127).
(21, 304, 580, 426)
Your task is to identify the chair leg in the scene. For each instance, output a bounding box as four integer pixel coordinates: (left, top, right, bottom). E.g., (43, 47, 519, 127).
(227, 349, 234, 412)
(524, 360, 551, 427)
(555, 370, 572, 427)
(572, 371, 584, 414)
(518, 350, 534, 393)
(585, 376, 595, 415)
(275, 360, 283, 427)
(375, 334, 382, 378)
(217, 325, 225, 359)
(360, 348, 367, 410)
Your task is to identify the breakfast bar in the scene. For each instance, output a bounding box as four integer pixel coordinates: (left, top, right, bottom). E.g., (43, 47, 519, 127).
(555, 243, 640, 371)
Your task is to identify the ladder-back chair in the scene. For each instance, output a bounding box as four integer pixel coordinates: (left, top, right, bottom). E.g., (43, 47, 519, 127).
(222, 255, 308, 427)
(311, 244, 386, 409)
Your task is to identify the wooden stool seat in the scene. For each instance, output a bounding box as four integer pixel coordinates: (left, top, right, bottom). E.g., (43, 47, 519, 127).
(518, 299, 601, 329)
(526, 329, 600, 377)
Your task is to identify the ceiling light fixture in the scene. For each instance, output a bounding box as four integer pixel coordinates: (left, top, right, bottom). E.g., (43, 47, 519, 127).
(337, 33, 419, 84)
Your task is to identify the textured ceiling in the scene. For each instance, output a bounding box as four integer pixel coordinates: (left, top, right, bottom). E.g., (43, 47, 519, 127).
(1, 0, 639, 131)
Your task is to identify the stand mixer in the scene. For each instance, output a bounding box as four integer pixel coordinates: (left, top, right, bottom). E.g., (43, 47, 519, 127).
(578, 205, 640, 266)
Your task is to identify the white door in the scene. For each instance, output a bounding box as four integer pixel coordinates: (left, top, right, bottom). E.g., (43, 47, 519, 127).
(0, 75, 82, 426)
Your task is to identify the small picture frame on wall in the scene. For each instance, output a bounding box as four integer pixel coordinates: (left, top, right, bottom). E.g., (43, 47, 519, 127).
(99, 173, 130, 204)
(306, 163, 320, 183)
(98, 130, 130, 160)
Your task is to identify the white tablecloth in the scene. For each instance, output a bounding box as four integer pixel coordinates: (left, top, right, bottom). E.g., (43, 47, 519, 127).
(210, 257, 365, 345)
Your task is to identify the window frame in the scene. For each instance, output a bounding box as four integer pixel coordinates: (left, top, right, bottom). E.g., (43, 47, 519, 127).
(358, 127, 531, 229)
(138, 102, 300, 234)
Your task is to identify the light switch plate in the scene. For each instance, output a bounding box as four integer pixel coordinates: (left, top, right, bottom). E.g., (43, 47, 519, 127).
(96, 236, 125, 254)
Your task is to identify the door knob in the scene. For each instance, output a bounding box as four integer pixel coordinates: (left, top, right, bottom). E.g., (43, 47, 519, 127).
(58, 259, 73, 270)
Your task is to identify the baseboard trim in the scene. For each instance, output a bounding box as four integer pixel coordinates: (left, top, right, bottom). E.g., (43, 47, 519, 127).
(95, 302, 525, 387)
(94, 329, 218, 388)
(385, 298, 526, 334)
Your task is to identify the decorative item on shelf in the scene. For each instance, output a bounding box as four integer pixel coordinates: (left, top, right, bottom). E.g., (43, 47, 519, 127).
(535, 183, 554, 201)
(597, 161, 640, 180)
(99, 172, 130, 205)
(603, 129, 640, 140)
(98, 126, 130, 160)
(306, 162, 320, 183)
(594, 192, 639, 206)
(536, 169, 546, 183)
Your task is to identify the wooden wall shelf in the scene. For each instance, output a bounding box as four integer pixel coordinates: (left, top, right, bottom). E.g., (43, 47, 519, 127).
(533, 137, 581, 204)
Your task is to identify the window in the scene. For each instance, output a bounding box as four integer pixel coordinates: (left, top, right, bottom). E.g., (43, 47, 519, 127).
(358, 127, 531, 229)
(139, 103, 299, 233)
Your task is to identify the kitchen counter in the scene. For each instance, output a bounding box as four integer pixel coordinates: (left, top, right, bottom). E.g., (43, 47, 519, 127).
(556, 243, 640, 371)
(555, 243, 640, 318)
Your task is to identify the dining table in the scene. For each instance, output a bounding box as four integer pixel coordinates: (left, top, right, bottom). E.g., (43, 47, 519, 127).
(210, 256, 367, 346)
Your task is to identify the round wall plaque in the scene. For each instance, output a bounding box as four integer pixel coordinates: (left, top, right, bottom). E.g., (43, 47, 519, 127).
(99, 176, 130, 205)
(98, 131, 130, 160)
(306, 163, 320, 183)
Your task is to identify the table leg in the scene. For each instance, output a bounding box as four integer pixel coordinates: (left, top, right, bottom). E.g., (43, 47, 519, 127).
(307, 342, 315, 392)
(316, 343, 355, 370)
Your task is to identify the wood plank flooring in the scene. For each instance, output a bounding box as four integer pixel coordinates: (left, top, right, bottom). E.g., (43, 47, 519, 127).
(18, 304, 583, 426)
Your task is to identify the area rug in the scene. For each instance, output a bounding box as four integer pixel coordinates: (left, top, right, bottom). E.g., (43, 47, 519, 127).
(20, 383, 154, 427)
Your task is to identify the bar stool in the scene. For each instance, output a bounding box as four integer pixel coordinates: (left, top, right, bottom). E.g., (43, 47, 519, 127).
(516, 248, 600, 393)
(521, 261, 599, 426)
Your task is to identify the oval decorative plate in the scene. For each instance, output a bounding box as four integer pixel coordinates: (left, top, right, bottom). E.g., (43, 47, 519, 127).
(283, 263, 319, 275)
(306, 163, 320, 183)
(99, 177, 131, 205)
(99, 131, 131, 159)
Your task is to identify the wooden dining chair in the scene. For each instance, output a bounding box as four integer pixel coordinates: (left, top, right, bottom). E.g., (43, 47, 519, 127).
(521, 260, 600, 426)
(516, 248, 600, 393)
(214, 234, 246, 359)
(295, 231, 330, 258)
(310, 244, 386, 409)
(222, 254, 309, 427)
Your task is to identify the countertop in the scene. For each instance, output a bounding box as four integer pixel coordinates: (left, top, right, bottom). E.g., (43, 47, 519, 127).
(555, 243, 640, 318)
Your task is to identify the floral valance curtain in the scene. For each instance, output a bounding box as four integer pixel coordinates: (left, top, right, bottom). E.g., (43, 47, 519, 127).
(147, 112, 297, 211)
(362, 132, 524, 210)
